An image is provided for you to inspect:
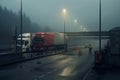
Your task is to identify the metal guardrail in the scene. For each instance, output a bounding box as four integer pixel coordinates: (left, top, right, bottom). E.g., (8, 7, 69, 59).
(0, 48, 13, 53)
(0, 50, 67, 66)
(0, 47, 76, 67)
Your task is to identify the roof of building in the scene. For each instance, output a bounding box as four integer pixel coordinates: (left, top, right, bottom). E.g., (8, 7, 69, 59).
(110, 27, 120, 31)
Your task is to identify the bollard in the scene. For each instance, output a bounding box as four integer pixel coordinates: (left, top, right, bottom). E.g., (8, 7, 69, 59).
(95, 51, 102, 64)
(76, 47, 82, 55)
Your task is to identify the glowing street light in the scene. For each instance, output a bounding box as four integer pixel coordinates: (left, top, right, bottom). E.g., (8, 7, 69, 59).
(62, 9, 67, 16)
(83, 28, 88, 32)
(74, 19, 77, 24)
(83, 28, 86, 31)
(74, 19, 77, 32)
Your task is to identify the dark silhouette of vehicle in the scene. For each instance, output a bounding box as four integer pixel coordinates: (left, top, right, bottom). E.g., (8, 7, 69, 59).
(95, 27, 120, 69)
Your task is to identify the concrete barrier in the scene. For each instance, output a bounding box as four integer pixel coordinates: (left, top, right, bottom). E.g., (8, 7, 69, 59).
(0, 50, 64, 66)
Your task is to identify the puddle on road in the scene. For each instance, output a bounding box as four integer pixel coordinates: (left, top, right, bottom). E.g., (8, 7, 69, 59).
(31, 67, 54, 73)
(36, 61, 41, 64)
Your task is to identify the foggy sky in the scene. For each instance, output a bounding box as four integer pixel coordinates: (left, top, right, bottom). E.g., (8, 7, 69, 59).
(0, 0, 120, 32)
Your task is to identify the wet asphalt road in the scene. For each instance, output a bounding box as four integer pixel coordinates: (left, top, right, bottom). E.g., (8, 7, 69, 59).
(0, 48, 94, 80)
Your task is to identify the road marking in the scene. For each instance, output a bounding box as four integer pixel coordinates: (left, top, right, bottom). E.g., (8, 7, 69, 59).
(53, 69, 57, 71)
(47, 72, 51, 74)
(38, 74, 45, 78)
(82, 69, 91, 80)
(34, 78, 38, 80)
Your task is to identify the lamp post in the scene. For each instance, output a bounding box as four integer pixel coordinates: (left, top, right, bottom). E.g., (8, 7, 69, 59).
(62, 8, 67, 51)
(99, 0, 101, 53)
(74, 19, 77, 32)
(80, 26, 83, 32)
(83, 28, 86, 31)
(20, 0, 23, 53)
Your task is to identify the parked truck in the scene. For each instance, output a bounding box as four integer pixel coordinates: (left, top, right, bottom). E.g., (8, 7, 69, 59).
(95, 27, 120, 69)
(31, 32, 67, 52)
(17, 33, 35, 52)
(17, 32, 67, 52)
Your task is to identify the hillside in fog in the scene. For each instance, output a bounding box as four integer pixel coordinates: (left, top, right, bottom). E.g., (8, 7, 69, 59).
(0, 6, 43, 48)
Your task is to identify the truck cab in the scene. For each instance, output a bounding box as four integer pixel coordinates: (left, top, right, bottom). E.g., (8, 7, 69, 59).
(17, 33, 33, 52)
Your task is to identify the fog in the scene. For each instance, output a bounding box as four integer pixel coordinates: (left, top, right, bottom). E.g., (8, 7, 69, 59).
(0, 0, 120, 32)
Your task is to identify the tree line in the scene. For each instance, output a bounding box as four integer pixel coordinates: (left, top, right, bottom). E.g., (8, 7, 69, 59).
(0, 6, 49, 47)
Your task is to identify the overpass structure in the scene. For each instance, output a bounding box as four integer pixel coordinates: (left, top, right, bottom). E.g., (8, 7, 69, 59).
(65, 31, 109, 36)
(64, 31, 109, 39)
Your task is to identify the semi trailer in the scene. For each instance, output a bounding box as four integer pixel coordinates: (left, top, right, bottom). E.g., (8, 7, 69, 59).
(31, 32, 67, 52)
(17, 32, 67, 52)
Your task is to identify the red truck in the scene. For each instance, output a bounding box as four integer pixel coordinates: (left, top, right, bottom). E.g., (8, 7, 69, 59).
(31, 32, 67, 52)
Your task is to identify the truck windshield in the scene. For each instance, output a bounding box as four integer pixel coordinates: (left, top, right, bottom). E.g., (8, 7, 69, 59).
(17, 40, 25, 45)
(33, 37, 44, 43)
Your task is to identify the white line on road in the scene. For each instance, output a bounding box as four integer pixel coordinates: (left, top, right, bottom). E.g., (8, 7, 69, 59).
(38, 74, 45, 78)
(47, 71, 52, 74)
(53, 69, 57, 72)
(82, 69, 91, 80)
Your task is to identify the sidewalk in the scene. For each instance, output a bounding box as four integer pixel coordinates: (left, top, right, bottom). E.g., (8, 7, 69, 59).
(83, 68, 120, 80)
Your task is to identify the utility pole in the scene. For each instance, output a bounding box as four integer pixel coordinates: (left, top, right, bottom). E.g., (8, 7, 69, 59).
(64, 18, 66, 51)
(20, 0, 23, 53)
(99, 0, 101, 53)
(15, 25, 17, 53)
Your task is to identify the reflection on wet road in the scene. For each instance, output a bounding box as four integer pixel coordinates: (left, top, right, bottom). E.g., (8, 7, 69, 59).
(0, 48, 94, 80)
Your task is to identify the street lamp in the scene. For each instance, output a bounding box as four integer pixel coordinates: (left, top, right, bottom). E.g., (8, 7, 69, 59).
(74, 19, 77, 23)
(74, 19, 77, 32)
(99, 0, 101, 53)
(62, 8, 67, 51)
(63, 9, 67, 15)
(80, 26, 83, 32)
(83, 28, 86, 31)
